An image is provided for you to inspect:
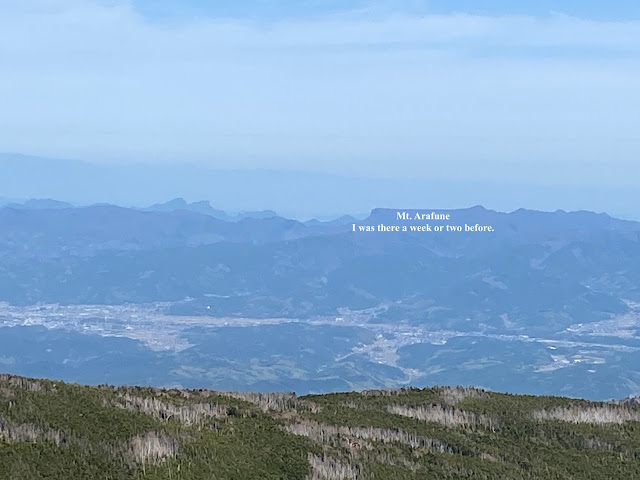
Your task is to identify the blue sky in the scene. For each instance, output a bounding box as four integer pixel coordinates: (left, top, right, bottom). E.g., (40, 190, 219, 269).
(0, 0, 639, 214)
(134, 0, 640, 21)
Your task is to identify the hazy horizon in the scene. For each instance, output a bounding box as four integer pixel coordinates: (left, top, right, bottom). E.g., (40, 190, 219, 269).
(1, 0, 639, 218)
(1, 152, 638, 221)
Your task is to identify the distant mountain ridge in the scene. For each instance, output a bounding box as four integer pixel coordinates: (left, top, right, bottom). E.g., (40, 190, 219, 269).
(3, 152, 640, 220)
(3, 202, 637, 261)
(0, 204, 314, 258)
(1, 202, 638, 316)
(143, 197, 279, 222)
(5, 198, 74, 210)
(3, 195, 362, 224)
(1, 202, 640, 400)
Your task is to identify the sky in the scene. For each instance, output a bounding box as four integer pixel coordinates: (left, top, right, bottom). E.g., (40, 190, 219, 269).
(0, 0, 639, 215)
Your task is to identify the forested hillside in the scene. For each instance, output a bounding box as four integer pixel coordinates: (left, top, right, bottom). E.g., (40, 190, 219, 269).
(1, 374, 639, 479)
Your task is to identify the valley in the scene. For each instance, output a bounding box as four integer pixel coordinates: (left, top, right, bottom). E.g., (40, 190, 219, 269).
(1, 300, 638, 399)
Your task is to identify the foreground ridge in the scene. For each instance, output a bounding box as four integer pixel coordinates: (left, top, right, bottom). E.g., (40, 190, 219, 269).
(0, 374, 639, 479)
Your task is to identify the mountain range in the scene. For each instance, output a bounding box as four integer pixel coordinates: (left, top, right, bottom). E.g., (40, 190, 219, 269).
(3, 153, 639, 220)
(0, 201, 639, 399)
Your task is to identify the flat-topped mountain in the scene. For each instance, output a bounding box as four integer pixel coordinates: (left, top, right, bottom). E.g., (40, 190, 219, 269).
(143, 198, 278, 222)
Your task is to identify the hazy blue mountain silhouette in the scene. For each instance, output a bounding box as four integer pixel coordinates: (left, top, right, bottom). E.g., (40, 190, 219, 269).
(1, 201, 640, 399)
(1, 203, 638, 330)
(5, 198, 74, 209)
(144, 198, 278, 221)
(3, 153, 639, 220)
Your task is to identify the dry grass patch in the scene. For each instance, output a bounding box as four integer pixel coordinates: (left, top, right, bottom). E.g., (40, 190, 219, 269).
(284, 419, 451, 453)
(0, 375, 52, 393)
(533, 405, 640, 424)
(306, 453, 360, 480)
(223, 392, 321, 413)
(128, 432, 178, 464)
(0, 416, 63, 445)
(388, 404, 497, 431)
(360, 388, 410, 397)
(109, 394, 229, 426)
(438, 386, 488, 405)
